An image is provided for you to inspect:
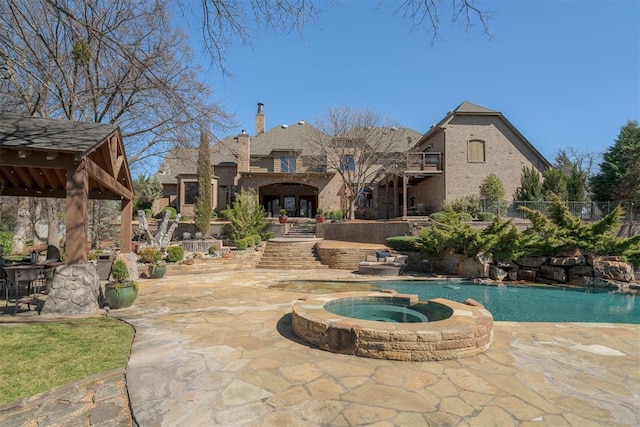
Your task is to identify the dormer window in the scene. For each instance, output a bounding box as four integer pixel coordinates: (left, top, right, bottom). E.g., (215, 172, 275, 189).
(281, 156, 296, 173)
(340, 154, 355, 171)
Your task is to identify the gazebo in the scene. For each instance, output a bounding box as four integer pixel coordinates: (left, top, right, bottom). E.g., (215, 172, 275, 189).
(0, 114, 134, 313)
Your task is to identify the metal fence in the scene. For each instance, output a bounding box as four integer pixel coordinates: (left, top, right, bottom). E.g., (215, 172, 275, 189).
(483, 200, 640, 221)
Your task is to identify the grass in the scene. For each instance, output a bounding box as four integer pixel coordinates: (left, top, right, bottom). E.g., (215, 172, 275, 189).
(0, 317, 134, 404)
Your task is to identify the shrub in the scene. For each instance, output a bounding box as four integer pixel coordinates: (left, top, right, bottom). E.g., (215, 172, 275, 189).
(166, 246, 184, 263)
(316, 208, 324, 215)
(211, 210, 218, 218)
(385, 236, 421, 252)
(279, 209, 288, 216)
(244, 235, 255, 246)
(429, 212, 448, 222)
(235, 238, 248, 251)
(477, 212, 496, 222)
(111, 260, 129, 283)
(0, 231, 14, 256)
(250, 234, 262, 245)
(328, 210, 343, 220)
(161, 206, 177, 219)
(458, 212, 473, 222)
(208, 246, 219, 255)
(263, 231, 276, 240)
(445, 195, 482, 218)
(140, 247, 162, 264)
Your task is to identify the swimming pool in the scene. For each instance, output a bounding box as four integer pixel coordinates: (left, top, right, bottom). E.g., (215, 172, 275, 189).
(381, 281, 639, 324)
(275, 280, 639, 324)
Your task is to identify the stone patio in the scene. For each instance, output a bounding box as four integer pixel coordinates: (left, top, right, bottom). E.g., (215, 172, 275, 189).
(1, 268, 639, 426)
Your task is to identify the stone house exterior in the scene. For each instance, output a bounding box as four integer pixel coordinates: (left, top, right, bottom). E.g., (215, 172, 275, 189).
(378, 101, 551, 218)
(155, 101, 550, 220)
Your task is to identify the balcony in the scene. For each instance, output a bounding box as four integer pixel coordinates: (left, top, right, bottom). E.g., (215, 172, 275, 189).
(404, 152, 442, 172)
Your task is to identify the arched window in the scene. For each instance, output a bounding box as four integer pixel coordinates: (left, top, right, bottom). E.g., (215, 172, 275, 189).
(468, 140, 485, 163)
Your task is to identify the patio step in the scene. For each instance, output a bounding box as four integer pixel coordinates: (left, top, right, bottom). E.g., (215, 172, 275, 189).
(165, 251, 261, 276)
(284, 223, 316, 238)
(257, 239, 328, 270)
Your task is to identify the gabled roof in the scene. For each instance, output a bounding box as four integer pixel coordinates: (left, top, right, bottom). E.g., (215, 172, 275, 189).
(0, 114, 133, 200)
(156, 119, 423, 182)
(414, 101, 551, 168)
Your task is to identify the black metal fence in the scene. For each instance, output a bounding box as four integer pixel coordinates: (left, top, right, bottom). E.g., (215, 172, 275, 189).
(483, 200, 640, 221)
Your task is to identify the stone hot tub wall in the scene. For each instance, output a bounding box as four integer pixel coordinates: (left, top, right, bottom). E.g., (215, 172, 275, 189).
(291, 291, 494, 362)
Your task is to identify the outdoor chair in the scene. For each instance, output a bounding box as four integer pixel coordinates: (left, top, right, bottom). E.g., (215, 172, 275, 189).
(182, 232, 193, 241)
(194, 232, 203, 240)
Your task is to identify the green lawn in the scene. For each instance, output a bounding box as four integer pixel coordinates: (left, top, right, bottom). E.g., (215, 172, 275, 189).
(0, 317, 134, 404)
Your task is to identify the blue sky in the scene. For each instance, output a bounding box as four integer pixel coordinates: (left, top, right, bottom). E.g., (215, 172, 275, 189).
(189, 0, 639, 164)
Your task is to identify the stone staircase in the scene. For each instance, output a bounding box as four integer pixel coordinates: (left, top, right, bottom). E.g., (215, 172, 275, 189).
(165, 251, 261, 276)
(284, 223, 316, 238)
(257, 238, 328, 270)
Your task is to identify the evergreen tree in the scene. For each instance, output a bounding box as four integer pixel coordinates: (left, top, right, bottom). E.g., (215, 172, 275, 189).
(514, 166, 543, 201)
(591, 120, 640, 202)
(222, 188, 269, 241)
(194, 128, 212, 234)
(479, 174, 506, 214)
(542, 168, 568, 200)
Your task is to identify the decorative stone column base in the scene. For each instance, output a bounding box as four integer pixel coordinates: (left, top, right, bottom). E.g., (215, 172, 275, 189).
(41, 263, 102, 314)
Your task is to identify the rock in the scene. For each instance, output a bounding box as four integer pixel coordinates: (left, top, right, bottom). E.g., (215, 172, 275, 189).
(518, 269, 537, 281)
(489, 266, 507, 282)
(507, 267, 518, 281)
(592, 259, 635, 282)
(516, 257, 547, 268)
(588, 254, 621, 265)
(568, 265, 593, 280)
(555, 247, 583, 257)
(567, 276, 592, 287)
(549, 256, 586, 267)
(458, 256, 488, 278)
(539, 265, 567, 283)
(463, 298, 484, 308)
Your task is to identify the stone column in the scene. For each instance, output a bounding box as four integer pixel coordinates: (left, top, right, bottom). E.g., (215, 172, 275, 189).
(41, 263, 102, 314)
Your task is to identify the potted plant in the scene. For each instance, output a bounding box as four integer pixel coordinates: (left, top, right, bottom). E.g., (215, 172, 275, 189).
(140, 246, 167, 279)
(278, 208, 288, 224)
(315, 208, 326, 223)
(104, 260, 138, 309)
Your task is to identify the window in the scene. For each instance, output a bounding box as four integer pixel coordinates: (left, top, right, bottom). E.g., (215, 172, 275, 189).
(357, 187, 373, 207)
(280, 156, 296, 173)
(340, 154, 355, 171)
(184, 182, 198, 205)
(468, 140, 485, 163)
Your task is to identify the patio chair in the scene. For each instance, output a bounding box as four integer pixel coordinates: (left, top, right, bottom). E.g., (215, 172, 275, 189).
(182, 232, 193, 241)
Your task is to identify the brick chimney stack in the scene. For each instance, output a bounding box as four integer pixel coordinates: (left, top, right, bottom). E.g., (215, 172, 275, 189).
(255, 102, 265, 135)
(237, 129, 250, 173)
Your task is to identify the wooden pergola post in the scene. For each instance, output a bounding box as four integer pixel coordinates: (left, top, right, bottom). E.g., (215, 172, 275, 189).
(66, 160, 89, 264)
(121, 197, 133, 253)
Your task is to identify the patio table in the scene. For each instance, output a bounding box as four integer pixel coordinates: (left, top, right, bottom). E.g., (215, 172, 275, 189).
(2, 264, 44, 315)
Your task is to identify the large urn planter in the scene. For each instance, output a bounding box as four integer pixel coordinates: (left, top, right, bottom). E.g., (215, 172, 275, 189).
(278, 209, 288, 224)
(104, 260, 138, 309)
(147, 263, 167, 279)
(104, 282, 139, 309)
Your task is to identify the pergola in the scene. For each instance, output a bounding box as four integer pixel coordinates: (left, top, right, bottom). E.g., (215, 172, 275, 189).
(0, 114, 133, 264)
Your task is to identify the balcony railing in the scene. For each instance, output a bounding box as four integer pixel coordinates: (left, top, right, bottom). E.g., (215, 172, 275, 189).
(404, 152, 442, 172)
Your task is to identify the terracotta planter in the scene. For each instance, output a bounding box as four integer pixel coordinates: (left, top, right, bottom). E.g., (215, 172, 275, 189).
(104, 283, 138, 309)
(315, 214, 326, 223)
(278, 215, 288, 224)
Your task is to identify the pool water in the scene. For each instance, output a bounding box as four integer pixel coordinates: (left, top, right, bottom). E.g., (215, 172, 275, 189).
(274, 280, 639, 324)
(326, 301, 430, 323)
(381, 281, 639, 324)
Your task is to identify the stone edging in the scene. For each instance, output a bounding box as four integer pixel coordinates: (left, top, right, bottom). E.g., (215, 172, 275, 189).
(291, 291, 493, 361)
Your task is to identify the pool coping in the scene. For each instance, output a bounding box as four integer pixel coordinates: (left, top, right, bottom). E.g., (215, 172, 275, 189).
(292, 290, 494, 361)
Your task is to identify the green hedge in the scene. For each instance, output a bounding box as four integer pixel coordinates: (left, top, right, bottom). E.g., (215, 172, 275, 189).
(166, 246, 184, 262)
(235, 238, 248, 251)
(385, 236, 421, 252)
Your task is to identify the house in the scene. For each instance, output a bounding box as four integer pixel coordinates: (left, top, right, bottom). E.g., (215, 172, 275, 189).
(155, 101, 550, 220)
(155, 103, 421, 219)
(379, 101, 550, 218)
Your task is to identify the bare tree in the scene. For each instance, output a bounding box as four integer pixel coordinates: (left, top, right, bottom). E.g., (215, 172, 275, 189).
(0, 0, 230, 170)
(187, 1, 490, 71)
(307, 107, 407, 220)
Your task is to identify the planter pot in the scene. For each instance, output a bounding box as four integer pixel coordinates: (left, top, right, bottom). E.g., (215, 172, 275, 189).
(104, 283, 138, 309)
(279, 215, 288, 224)
(315, 214, 326, 223)
(148, 264, 167, 279)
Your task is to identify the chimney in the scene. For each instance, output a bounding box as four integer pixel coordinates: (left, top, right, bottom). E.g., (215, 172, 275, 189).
(237, 129, 250, 173)
(255, 102, 265, 135)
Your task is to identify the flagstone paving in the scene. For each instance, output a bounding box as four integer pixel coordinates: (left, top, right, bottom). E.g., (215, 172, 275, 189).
(118, 269, 639, 426)
(1, 268, 639, 426)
